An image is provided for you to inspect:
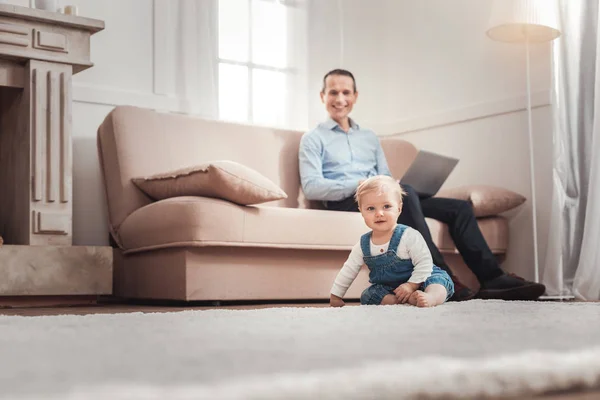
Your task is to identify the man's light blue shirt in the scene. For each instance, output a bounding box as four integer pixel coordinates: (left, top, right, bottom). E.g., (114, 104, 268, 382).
(299, 118, 392, 202)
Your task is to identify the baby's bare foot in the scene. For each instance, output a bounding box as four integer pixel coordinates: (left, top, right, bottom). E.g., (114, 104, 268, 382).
(408, 290, 420, 306)
(415, 291, 434, 308)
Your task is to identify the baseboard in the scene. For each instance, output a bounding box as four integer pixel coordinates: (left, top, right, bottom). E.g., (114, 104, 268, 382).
(0, 295, 99, 309)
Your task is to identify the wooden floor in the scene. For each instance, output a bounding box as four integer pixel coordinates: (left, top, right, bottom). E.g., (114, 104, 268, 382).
(0, 297, 598, 400)
(0, 296, 343, 316)
(0, 302, 339, 316)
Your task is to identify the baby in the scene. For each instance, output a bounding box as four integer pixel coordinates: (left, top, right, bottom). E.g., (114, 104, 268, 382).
(330, 175, 454, 308)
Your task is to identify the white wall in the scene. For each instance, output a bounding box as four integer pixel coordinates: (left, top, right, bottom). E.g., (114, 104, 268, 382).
(401, 108, 553, 281)
(308, 0, 554, 280)
(3, 0, 554, 281)
(308, 0, 552, 131)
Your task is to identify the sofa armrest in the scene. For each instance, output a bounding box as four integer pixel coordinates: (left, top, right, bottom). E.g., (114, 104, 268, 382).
(436, 185, 526, 217)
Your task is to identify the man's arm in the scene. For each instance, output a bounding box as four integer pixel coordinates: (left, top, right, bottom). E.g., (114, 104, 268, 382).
(375, 139, 393, 177)
(299, 134, 358, 201)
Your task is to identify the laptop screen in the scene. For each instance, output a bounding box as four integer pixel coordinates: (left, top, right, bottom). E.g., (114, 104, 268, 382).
(399, 150, 459, 197)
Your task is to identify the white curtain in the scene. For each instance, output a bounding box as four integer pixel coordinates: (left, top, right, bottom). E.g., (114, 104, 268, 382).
(542, 0, 600, 300)
(170, 0, 219, 118)
(167, 0, 308, 130)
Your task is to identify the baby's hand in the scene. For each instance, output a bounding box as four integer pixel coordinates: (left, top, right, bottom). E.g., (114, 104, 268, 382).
(330, 294, 345, 307)
(394, 283, 419, 303)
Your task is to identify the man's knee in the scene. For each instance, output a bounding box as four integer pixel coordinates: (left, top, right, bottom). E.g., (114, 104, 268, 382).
(456, 199, 474, 214)
(400, 183, 419, 202)
(401, 183, 415, 195)
(446, 198, 475, 218)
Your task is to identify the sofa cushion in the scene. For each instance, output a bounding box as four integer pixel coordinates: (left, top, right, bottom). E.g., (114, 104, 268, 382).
(131, 161, 288, 205)
(436, 185, 526, 217)
(117, 197, 509, 255)
(118, 197, 367, 253)
(97, 106, 304, 236)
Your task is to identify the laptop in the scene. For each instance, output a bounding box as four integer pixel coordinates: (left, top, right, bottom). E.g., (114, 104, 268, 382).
(399, 150, 459, 198)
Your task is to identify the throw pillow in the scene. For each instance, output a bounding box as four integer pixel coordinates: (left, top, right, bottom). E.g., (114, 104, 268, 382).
(436, 185, 526, 217)
(132, 160, 288, 205)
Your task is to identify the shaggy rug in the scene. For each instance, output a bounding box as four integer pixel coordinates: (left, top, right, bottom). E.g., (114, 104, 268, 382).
(1, 300, 600, 399)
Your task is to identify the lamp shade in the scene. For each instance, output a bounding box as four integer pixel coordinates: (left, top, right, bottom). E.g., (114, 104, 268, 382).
(487, 0, 560, 43)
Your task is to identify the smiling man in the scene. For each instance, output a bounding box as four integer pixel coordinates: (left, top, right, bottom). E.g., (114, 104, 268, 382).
(299, 70, 387, 202)
(298, 68, 546, 302)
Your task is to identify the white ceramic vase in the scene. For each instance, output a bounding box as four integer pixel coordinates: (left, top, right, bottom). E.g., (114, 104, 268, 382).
(35, 0, 58, 11)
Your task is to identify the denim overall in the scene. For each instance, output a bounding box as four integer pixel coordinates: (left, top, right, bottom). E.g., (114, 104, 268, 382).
(360, 224, 455, 305)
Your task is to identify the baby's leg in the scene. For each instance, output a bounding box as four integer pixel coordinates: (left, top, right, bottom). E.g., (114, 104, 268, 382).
(361, 284, 398, 305)
(414, 284, 447, 308)
(381, 294, 398, 305)
(408, 290, 419, 306)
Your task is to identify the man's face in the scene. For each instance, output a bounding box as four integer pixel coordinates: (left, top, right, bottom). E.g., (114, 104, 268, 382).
(320, 75, 358, 123)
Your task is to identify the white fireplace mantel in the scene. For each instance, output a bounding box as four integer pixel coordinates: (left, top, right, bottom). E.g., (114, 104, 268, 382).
(0, 4, 104, 246)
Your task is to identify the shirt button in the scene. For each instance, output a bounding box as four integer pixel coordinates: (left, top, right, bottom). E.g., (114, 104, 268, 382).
(380, 249, 384, 253)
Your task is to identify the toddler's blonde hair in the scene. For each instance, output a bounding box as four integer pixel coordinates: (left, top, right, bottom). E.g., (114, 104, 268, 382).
(355, 175, 406, 208)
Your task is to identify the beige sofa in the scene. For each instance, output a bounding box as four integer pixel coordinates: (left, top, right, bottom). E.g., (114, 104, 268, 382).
(97, 106, 510, 301)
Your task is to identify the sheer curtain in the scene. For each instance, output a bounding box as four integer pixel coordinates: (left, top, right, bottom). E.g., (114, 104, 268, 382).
(542, 0, 600, 300)
(167, 0, 308, 131)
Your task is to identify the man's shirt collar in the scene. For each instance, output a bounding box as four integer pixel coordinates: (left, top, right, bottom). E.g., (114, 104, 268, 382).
(321, 117, 360, 131)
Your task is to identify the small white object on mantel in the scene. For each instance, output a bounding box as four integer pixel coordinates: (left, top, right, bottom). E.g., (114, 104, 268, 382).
(64, 4, 77, 15)
(34, 0, 58, 11)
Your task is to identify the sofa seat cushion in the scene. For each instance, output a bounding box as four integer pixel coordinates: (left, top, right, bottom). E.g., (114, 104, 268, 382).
(118, 196, 367, 253)
(117, 197, 509, 255)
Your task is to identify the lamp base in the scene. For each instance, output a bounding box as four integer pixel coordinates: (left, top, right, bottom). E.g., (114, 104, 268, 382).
(538, 294, 576, 301)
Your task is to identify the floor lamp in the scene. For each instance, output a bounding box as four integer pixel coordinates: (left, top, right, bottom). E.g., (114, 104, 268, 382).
(486, 1, 560, 287)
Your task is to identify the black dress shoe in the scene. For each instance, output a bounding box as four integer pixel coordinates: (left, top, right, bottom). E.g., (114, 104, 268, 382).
(478, 273, 545, 300)
(449, 275, 477, 302)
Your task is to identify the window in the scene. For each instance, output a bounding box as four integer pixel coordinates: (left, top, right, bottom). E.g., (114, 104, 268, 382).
(218, 0, 305, 128)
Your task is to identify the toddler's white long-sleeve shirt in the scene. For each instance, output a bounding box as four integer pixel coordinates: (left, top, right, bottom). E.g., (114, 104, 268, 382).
(331, 227, 433, 298)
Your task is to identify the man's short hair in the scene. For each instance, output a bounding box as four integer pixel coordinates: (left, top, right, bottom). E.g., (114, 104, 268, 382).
(355, 175, 406, 208)
(322, 69, 357, 93)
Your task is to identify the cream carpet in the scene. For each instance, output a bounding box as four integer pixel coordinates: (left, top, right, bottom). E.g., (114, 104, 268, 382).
(2, 300, 600, 399)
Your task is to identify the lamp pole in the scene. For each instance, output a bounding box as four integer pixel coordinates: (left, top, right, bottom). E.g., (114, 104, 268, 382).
(524, 35, 540, 283)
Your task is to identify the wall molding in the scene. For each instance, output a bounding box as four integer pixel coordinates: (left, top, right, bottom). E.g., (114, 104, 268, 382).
(73, 83, 180, 111)
(73, 83, 552, 134)
(371, 90, 552, 136)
